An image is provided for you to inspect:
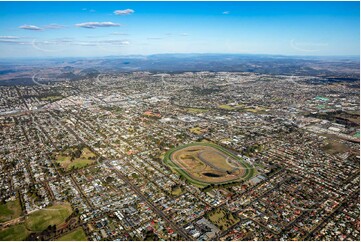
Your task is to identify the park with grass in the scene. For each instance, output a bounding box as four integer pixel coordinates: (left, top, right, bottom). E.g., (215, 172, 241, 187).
(0, 202, 73, 241)
(186, 107, 209, 114)
(55, 146, 96, 171)
(56, 227, 87, 241)
(206, 207, 240, 231)
(0, 197, 22, 223)
(218, 104, 236, 110)
(189, 127, 206, 135)
(0, 223, 30, 241)
(25, 203, 72, 232)
(170, 185, 184, 197)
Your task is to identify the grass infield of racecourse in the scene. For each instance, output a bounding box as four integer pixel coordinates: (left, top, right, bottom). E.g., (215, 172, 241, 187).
(164, 142, 255, 187)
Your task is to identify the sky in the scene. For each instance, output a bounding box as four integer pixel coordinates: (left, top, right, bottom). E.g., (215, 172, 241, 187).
(0, 1, 359, 58)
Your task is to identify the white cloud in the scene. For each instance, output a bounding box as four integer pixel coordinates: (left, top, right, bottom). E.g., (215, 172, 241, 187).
(19, 25, 43, 31)
(0, 36, 19, 39)
(290, 39, 327, 52)
(18, 24, 64, 31)
(111, 32, 129, 36)
(0, 39, 18, 43)
(75, 22, 121, 29)
(147, 37, 164, 40)
(44, 24, 65, 29)
(0, 37, 29, 45)
(82, 8, 96, 13)
(29, 38, 130, 52)
(100, 40, 130, 46)
(114, 9, 135, 15)
(222, 11, 230, 15)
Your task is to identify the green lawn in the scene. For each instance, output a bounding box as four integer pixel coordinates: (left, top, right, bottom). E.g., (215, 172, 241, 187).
(218, 104, 235, 110)
(0, 203, 73, 241)
(56, 148, 96, 171)
(186, 108, 209, 113)
(25, 203, 72, 232)
(0, 198, 22, 223)
(56, 227, 87, 241)
(68, 159, 94, 170)
(0, 223, 29, 241)
(207, 208, 240, 231)
(171, 186, 184, 196)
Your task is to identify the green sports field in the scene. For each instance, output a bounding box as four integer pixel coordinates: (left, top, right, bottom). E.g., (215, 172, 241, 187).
(56, 227, 88, 241)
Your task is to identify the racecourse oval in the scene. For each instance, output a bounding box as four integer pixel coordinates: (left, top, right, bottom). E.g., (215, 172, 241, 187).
(164, 143, 254, 186)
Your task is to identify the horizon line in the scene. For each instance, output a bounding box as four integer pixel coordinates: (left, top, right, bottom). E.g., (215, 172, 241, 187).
(0, 52, 360, 61)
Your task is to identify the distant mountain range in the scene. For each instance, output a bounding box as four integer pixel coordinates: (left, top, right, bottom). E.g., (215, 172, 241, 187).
(0, 54, 359, 86)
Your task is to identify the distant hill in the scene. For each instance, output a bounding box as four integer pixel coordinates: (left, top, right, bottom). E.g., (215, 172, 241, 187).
(0, 54, 359, 86)
(95, 54, 359, 77)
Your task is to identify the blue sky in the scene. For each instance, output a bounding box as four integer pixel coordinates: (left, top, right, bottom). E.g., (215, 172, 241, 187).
(0, 1, 359, 58)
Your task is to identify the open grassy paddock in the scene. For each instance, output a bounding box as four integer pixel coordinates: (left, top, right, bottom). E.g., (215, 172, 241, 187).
(56, 227, 88, 241)
(0, 202, 72, 241)
(0, 197, 22, 223)
(25, 203, 73, 232)
(164, 142, 254, 187)
(0, 223, 30, 241)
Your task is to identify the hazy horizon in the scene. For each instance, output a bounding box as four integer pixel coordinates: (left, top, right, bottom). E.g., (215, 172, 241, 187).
(0, 1, 359, 58)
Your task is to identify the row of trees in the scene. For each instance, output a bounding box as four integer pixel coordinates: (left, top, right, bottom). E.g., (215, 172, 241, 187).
(200, 181, 242, 193)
